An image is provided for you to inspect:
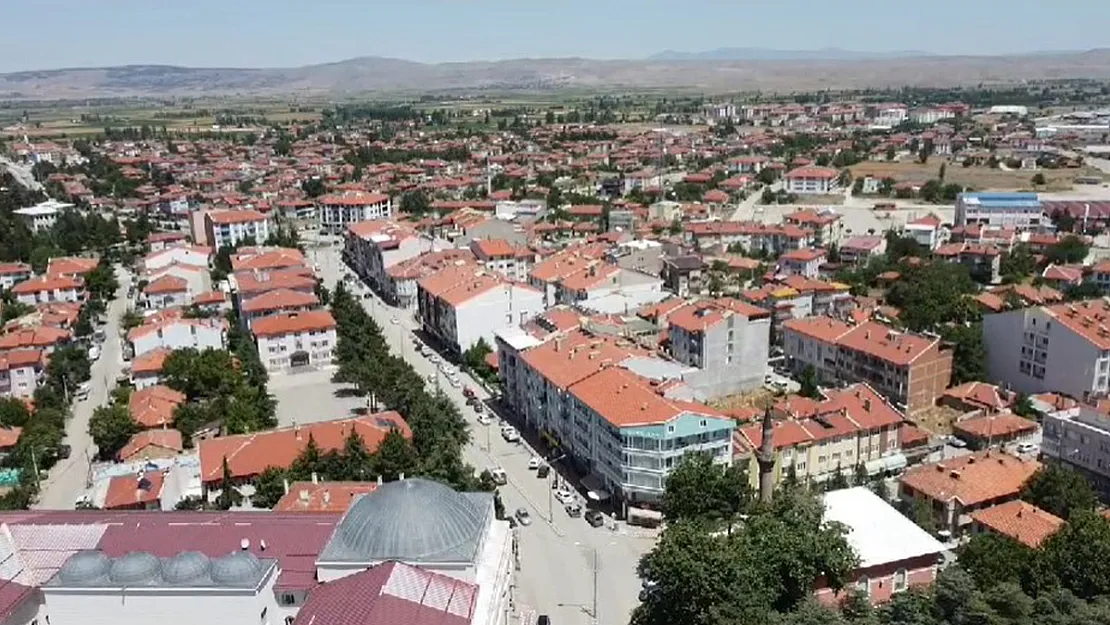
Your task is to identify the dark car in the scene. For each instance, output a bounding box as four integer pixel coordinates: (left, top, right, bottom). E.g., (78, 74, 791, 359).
(536, 464, 550, 479)
(538, 616, 551, 625)
(584, 510, 605, 527)
(57, 444, 72, 460)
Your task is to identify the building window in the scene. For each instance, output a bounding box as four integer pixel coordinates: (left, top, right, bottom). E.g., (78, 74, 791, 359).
(280, 593, 296, 605)
(894, 569, 908, 592)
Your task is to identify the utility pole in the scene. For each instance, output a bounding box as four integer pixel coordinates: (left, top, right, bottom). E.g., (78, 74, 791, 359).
(548, 482, 554, 522)
(592, 548, 599, 625)
(30, 447, 40, 490)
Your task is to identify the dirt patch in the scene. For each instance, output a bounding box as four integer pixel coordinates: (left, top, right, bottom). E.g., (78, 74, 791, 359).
(710, 387, 778, 416)
(849, 160, 1103, 192)
(909, 405, 963, 436)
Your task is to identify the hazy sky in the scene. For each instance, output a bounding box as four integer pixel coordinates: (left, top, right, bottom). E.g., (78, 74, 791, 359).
(1, 0, 1107, 72)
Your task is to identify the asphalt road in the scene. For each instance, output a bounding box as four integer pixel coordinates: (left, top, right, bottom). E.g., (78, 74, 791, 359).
(308, 237, 652, 625)
(36, 266, 130, 510)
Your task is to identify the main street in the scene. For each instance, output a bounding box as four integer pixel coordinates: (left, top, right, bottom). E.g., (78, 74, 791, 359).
(36, 265, 130, 510)
(309, 237, 651, 625)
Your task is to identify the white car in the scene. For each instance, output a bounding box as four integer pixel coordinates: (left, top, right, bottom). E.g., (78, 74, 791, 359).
(448, 376, 461, 388)
(501, 426, 520, 442)
(1016, 442, 1039, 455)
(87, 345, 101, 361)
(390, 317, 400, 325)
(527, 457, 542, 470)
(554, 489, 576, 505)
(476, 413, 492, 426)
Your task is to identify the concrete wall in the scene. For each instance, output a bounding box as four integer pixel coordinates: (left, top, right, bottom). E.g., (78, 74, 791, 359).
(454, 286, 545, 354)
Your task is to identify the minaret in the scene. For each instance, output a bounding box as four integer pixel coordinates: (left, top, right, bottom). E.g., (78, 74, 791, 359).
(756, 406, 776, 504)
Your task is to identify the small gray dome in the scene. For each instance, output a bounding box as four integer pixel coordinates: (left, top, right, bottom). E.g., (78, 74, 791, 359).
(57, 550, 110, 584)
(162, 551, 211, 584)
(108, 552, 161, 585)
(210, 551, 263, 585)
(329, 478, 486, 561)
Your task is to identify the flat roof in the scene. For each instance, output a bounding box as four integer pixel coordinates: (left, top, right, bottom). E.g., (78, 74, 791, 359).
(822, 487, 945, 568)
(959, 192, 1041, 209)
(14, 199, 73, 216)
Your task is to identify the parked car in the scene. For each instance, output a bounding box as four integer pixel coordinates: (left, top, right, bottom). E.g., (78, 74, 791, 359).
(948, 436, 968, 449)
(501, 426, 520, 442)
(75, 383, 91, 401)
(527, 457, 542, 470)
(486, 466, 507, 485)
(476, 413, 492, 426)
(1016, 442, 1038, 454)
(87, 345, 101, 361)
(515, 508, 532, 526)
(554, 489, 575, 505)
(463, 387, 475, 399)
(536, 464, 551, 479)
(57, 444, 71, 460)
(584, 510, 605, 528)
(565, 502, 582, 517)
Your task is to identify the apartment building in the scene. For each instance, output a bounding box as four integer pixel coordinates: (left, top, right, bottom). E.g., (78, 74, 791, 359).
(203, 210, 271, 249)
(983, 299, 1110, 400)
(783, 166, 841, 195)
(229, 247, 306, 273)
(470, 238, 534, 282)
(241, 288, 321, 328)
(667, 298, 771, 399)
(1042, 404, 1110, 499)
(385, 249, 477, 310)
(902, 214, 945, 251)
(527, 245, 609, 307)
(778, 248, 826, 279)
(783, 208, 841, 246)
(139, 275, 190, 310)
(783, 317, 954, 414)
(955, 192, 1044, 230)
(144, 263, 210, 300)
(10, 275, 84, 306)
(127, 316, 228, 359)
(565, 366, 735, 505)
(555, 263, 663, 308)
(252, 310, 337, 372)
(417, 263, 544, 355)
(840, 236, 887, 264)
(685, 221, 814, 255)
(0, 262, 32, 290)
(230, 269, 317, 312)
(899, 451, 1040, 536)
(318, 191, 392, 235)
(934, 242, 1002, 284)
(344, 220, 432, 296)
(734, 384, 906, 486)
(0, 349, 44, 399)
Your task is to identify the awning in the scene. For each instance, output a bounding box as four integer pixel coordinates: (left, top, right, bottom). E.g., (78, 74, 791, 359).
(628, 506, 663, 521)
(881, 453, 908, 473)
(581, 473, 611, 501)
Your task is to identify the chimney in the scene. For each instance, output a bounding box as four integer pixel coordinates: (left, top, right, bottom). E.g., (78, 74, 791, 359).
(311, 472, 318, 485)
(260, 540, 267, 551)
(863, 398, 871, 412)
(323, 490, 331, 506)
(377, 475, 383, 485)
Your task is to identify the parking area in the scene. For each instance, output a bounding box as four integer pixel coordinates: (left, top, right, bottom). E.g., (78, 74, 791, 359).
(267, 367, 365, 426)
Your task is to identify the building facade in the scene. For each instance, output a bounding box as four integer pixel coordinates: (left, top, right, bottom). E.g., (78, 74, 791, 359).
(319, 192, 392, 235)
(204, 210, 272, 249)
(955, 192, 1044, 230)
(252, 310, 337, 372)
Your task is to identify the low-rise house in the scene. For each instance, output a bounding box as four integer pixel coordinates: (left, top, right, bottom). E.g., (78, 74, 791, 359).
(817, 487, 945, 605)
(140, 275, 190, 310)
(101, 470, 165, 510)
(197, 412, 410, 493)
(939, 381, 1013, 414)
(969, 500, 1063, 548)
(118, 429, 184, 463)
(142, 245, 212, 274)
(46, 256, 98, 278)
(840, 236, 887, 264)
(935, 242, 1002, 284)
(10, 275, 84, 306)
(899, 451, 1040, 536)
(470, 238, 533, 282)
(902, 214, 945, 251)
(778, 248, 826, 279)
(128, 385, 186, 430)
(252, 310, 337, 372)
(784, 166, 841, 195)
(0, 262, 32, 290)
(129, 347, 172, 389)
(0, 349, 44, 399)
(661, 256, 704, 297)
(0, 326, 70, 354)
(127, 315, 227, 359)
(273, 481, 379, 513)
(952, 412, 1039, 449)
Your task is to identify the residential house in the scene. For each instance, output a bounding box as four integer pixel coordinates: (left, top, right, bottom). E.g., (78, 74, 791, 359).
(902, 214, 945, 251)
(128, 385, 186, 430)
(140, 275, 190, 310)
(127, 315, 227, 359)
(0, 263, 32, 290)
(661, 256, 704, 297)
(0, 349, 44, 399)
(203, 209, 271, 249)
(318, 191, 392, 235)
(899, 451, 1040, 536)
(784, 166, 841, 195)
(11, 275, 84, 306)
(470, 239, 533, 282)
(840, 236, 887, 264)
(130, 347, 172, 389)
(969, 500, 1063, 548)
(778, 248, 827, 279)
(344, 220, 432, 296)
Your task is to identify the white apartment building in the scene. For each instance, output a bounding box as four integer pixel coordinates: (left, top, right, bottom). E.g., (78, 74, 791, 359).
(954, 192, 1044, 229)
(902, 214, 945, 251)
(777, 248, 827, 279)
(667, 299, 772, 400)
(983, 299, 1110, 401)
(319, 192, 392, 235)
(10, 275, 83, 306)
(1042, 404, 1110, 499)
(344, 220, 432, 296)
(252, 310, 337, 372)
(127, 317, 228, 359)
(204, 210, 272, 249)
(0, 349, 44, 399)
(469, 239, 533, 282)
(142, 245, 212, 274)
(418, 264, 545, 355)
(13, 200, 72, 233)
(783, 166, 840, 195)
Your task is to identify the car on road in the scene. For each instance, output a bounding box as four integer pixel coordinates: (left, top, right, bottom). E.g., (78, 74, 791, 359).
(527, 457, 542, 470)
(515, 508, 532, 526)
(554, 489, 575, 505)
(429, 354, 441, 365)
(88, 345, 101, 361)
(463, 387, 475, 399)
(476, 413, 492, 425)
(1016, 442, 1038, 455)
(447, 376, 461, 388)
(57, 444, 71, 460)
(565, 501, 582, 517)
(486, 466, 507, 485)
(75, 383, 91, 401)
(584, 510, 605, 528)
(536, 464, 550, 478)
(501, 426, 520, 442)
(948, 436, 968, 449)
(363, 292, 372, 299)
(390, 317, 399, 325)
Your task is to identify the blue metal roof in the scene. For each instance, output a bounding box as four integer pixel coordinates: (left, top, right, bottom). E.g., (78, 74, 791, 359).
(958, 192, 1042, 209)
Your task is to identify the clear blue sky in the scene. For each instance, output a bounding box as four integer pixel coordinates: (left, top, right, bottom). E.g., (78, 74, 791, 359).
(2, 0, 1107, 72)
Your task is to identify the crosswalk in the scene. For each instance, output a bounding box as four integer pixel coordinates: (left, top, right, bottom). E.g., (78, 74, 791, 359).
(516, 605, 537, 625)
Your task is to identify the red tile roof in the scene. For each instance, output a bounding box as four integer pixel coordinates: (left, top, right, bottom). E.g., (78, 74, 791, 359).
(128, 385, 186, 428)
(970, 500, 1063, 548)
(130, 347, 172, 375)
(103, 470, 165, 510)
(118, 429, 184, 461)
(252, 310, 336, 338)
(143, 274, 188, 294)
(198, 412, 410, 483)
(10, 275, 83, 295)
(206, 209, 267, 224)
(901, 451, 1040, 507)
(274, 482, 379, 513)
(242, 288, 320, 314)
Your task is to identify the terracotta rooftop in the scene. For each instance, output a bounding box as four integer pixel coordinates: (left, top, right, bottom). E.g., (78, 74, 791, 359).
(252, 310, 336, 338)
(242, 288, 320, 314)
(102, 470, 165, 510)
(206, 209, 267, 224)
(901, 451, 1040, 507)
(970, 500, 1063, 548)
(274, 481, 379, 513)
(128, 385, 186, 429)
(953, 412, 1038, 440)
(118, 429, 184, 462)
(569, 366, 723, 427)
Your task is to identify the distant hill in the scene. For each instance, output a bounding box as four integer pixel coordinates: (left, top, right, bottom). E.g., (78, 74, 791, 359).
(3, 50, 1110, 100)
(648, 48, 934, 61)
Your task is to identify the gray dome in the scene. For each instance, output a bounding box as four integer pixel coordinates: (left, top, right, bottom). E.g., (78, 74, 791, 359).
(329, 478, 486, 561)
(57, 550, 110, 584)
(162, 551, 211, 584)
(210, 551, 263, 585)
(108, 552, 161, 585)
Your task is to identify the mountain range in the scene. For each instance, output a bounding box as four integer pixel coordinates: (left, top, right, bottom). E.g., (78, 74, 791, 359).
(2, 49, 1110, 100)
(647, 48, 935, 61)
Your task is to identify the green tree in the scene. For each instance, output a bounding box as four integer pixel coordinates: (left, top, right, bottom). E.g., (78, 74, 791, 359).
(1039, 510, 1110, 599)
(1045, 235, 1090, 265)
(941, 322, 987, 385)
(958, 532, 1035, 590)
(88, 405, 140, 460)
(371, 429, 420, 482)
(0, 398, 31, 428)
(120, 309, 144, 330)
(1032, 172, 1047, 187)
(215, 457, 243, 510)
(1020, 464, 1097, 520)
(661, 453, 750, 525)
(399, 190, 431, 216)
(44, 345, 91, 399)
(1001, 244, 1036, 284)
(799, 365, 822, 399)
(251, 467, 289, 509)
